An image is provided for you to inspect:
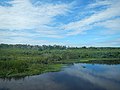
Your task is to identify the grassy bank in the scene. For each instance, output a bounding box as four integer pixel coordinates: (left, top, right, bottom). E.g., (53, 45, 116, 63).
(0, 63, 64, 78)
(0, 44, 120, 78)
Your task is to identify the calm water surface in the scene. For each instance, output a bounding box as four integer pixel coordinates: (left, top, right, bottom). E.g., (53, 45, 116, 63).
(0, 63, 120, 90)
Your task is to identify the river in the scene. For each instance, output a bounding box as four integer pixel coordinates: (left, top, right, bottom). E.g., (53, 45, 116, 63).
(0, 63, 120, 90)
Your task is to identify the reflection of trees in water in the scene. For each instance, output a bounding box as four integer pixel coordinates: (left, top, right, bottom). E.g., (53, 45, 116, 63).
(0, 87, 10, 90)
(0, 76, 26, 81)
(87, 60, 120, 64)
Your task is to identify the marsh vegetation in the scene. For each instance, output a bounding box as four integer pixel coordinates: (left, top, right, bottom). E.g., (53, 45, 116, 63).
(0, 44, 120, 78)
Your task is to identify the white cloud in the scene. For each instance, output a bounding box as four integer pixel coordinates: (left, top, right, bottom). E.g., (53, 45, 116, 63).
(87, 0, 112, 8)
(0, 0, 120, 46)
(62, 0, 120, 36)
(0, 29, 63, 39)
(0, 36, 49, 45)
(0, 0, 71, 32)
(97, 38, 120, 46)
(96, 18, 120, 34)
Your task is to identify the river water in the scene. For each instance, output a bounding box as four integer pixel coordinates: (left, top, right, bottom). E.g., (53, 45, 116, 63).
(0, 63, 120, 90)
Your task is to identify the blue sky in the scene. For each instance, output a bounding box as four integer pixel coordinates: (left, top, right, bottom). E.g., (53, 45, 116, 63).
(0, 0, 120, 47)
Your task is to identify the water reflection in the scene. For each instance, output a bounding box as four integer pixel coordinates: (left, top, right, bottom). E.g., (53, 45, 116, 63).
(0, 63, 120, 90)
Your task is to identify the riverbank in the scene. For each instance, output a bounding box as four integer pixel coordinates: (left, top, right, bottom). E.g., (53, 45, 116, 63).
(0, 58, 120, 78)
(0, 44, 120, 78)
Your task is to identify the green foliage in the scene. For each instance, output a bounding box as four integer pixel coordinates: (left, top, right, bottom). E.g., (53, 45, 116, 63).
(0, 44, 120, 78)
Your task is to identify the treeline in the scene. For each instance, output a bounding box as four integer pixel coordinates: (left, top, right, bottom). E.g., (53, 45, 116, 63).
(0, 44, 119, 50)
(0, 44, 67, 50)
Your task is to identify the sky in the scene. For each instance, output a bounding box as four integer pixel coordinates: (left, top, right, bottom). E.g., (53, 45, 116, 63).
(0, 0, 120, 47)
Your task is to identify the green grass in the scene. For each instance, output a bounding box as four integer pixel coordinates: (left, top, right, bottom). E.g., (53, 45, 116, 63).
(0, 64, 64, 78)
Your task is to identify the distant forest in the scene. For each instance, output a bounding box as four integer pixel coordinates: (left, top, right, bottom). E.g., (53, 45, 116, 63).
(0, 43, 120, 50)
